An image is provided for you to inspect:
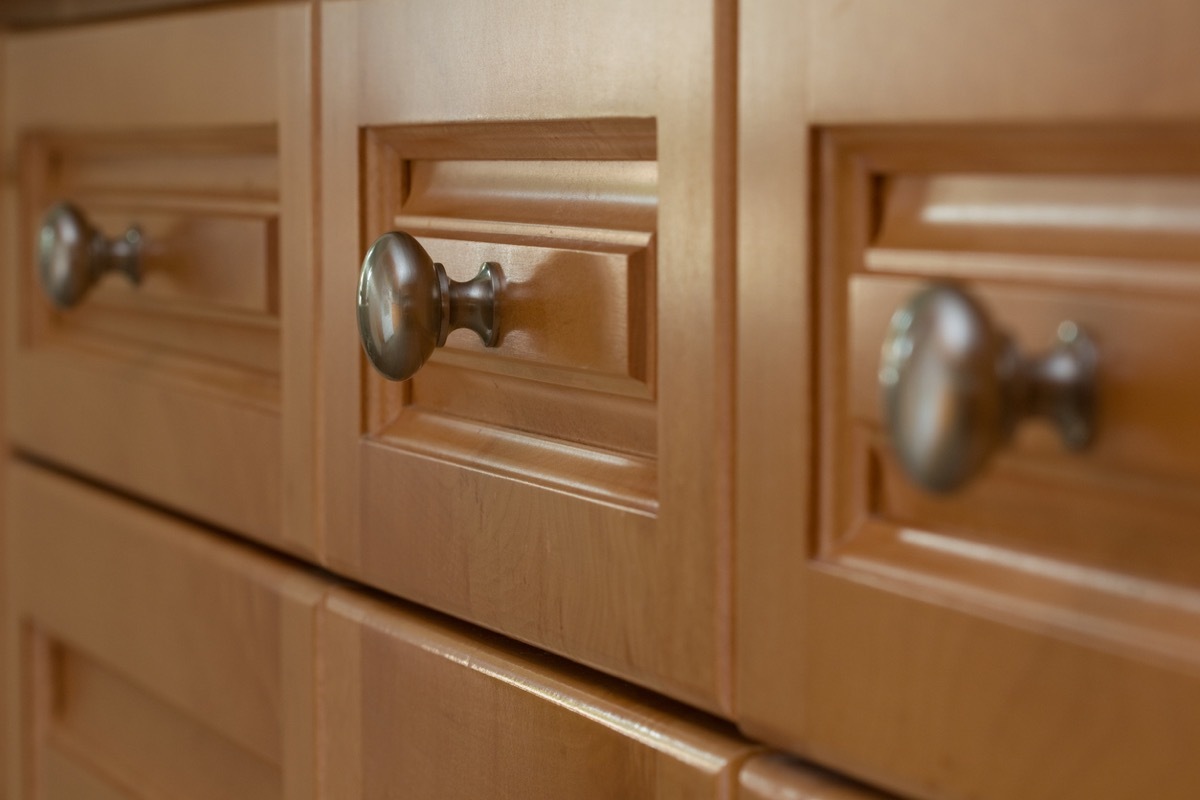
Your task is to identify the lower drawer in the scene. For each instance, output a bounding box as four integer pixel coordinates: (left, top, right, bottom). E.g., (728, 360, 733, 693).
(320, 587, 759, 798)
(3, 461, 323, 800)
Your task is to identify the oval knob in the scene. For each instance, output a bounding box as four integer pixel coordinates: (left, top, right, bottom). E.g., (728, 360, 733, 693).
(356, 231, 502, 381)
(38, 201, 142, 309)
(879, 284, 1097, 493)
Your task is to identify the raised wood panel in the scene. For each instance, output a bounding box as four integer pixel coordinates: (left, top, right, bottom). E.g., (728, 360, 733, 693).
(2, 3, 317, 552)
(322, 0, 735, 713)
(86, 210, 278, 315)
(320, 588, 759, 799)
(739, 754, 898, 800)
(3, 461, 323, 800)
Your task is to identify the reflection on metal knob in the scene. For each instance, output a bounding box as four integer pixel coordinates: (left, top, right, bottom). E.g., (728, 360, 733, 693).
(879, 284, 1097, 493)
(356, 231, 502, 382)
(38, 201, 142, 309)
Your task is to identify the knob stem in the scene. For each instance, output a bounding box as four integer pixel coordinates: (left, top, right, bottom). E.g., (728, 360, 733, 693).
(880, 284, 1098, 493)
(39, 202, 142, 308)
(445, 262, 501, 347)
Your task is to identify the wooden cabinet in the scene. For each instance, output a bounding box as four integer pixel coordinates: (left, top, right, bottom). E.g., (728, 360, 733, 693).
(737, 2, 1200, 798)
(3, 461, 323, 799)
(320, 0, 735, 714)
(3, 1, 1200, 798)
(320, 586, 757, 798)
(1, 3, 317, 553)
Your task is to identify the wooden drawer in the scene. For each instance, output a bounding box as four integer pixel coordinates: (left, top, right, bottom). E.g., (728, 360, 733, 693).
(739, 754, 898, 800)
(320, 587, 757, 798)
(2, 3, 317, 553)
(736, 2, 1200, 799)
(321, 0, 734, 713)
(2, 461, 323, 799)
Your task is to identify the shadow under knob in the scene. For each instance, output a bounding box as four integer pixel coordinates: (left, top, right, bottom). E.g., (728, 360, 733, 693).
(38, 201, 142, 309)
(879, 283, 1097, 493)
(356, 231, 502, 382)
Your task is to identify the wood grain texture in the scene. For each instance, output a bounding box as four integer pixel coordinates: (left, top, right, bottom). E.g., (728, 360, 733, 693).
(0, 0, 232, 29)
(739, 754, 899, 800)
(320, 587, 759, 799)
(808, 0, 1200, 124)
(3, 460, 324, 800)
(735, 0, 812, 749)
(321, 0, 736, 714)
(2, 3, 318, 552)
(738, 2, 1200, 798)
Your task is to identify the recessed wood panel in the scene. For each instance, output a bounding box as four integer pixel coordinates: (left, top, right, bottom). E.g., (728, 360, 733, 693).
(822, 128, 1200, 592)
(365, 119, 658, 457)
(49, 646, 281, 799)
(360, 120, 661, 518)
(22, 129, 281, 373)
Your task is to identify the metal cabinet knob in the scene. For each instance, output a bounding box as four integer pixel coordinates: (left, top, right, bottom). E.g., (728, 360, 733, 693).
(879, 284, 1098, 493)
(356, 231, 502, 382)
(38, 202, 142, 309)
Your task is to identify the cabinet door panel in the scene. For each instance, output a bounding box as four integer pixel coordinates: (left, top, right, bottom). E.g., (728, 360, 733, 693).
(738, 1, 1200, 799)
(321, 0, 734, 712)
(3, 462, 322, 800)
(2, 4, 317, 553)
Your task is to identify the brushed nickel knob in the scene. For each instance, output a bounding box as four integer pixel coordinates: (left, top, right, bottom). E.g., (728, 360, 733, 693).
(38, 202, 141, 309)
(356, 231, 502, 382)
(879, 284, 1097, 493)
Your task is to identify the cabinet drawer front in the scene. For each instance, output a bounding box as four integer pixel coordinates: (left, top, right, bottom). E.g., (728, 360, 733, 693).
(3, 3, 317, 552)
(321, 588, 757, 799)
(3, 461, 322, 800)
(736, 2, 1200, 799)
(322, 0, 734, 712)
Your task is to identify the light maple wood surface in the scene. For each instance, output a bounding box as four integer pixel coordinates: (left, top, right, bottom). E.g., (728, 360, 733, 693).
(739, 754, 898, 800)
(320, 0, 736, 714)
(3, 460, 323, 799)
(737, 1, 1200, 799)
(320, 586, 758, 798)
(2, 3, 317, 553)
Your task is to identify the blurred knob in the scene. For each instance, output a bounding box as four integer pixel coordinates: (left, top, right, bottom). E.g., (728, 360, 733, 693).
(356, 231, 502, 381)
(879, 284, 1097, 493)
(38, 201, 141, 308)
